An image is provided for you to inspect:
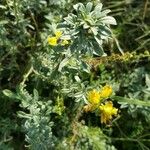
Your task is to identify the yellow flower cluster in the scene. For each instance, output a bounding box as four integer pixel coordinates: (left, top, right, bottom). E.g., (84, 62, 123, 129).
(47, 30, 69, 46)
(87, 89, 101, 105)
(48, 37, 57, 46)
(99, 85, 112, 99)
(99, 101, 118, 124)
(83, 85, 118, 124)
(87, 85, 112, 106)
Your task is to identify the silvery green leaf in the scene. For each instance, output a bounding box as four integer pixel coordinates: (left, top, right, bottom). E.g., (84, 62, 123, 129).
(61, 88, 71, 94)
(145, 74, 150, 87)
(64, 17, 73, 25)
(71, 30, 79, 36)
(3, 89, 19, 100)
(76, 95, 87, 103)
(93, 46, 104, 56)
(91, 27, 98, 35)
(74, 92, 84, 98)
(78, 3, 86, 12)
(39, 0, 47, 5)
(0, 20, 8, 25)
(93, 3, 103, 18)
(90, 11, 96, 18)
(18, 111, 31, 119)
(74, 75, 81, 82)
(81, 61, 90, 73)
(101, 30, 110, 36)
(73, 3, 85, 12)
(86, 18, 95, 26)
(0, 5, 6, 9)
(143, 88, 150, 95)
(94, 36, 103, 45)
(27, 24, 35, 30)
(61, 35, 71, 40)
(33, 89, 39, 101)
(113, 96, 150, 107)
(94, 3, 103, 13)
(64, 14, 76, 25)
(50, 23, 57, 31)
(83, 23, 90, 29)
(98, 25, 112, 35)
(100, 35, 110, 41)
(58, 57, 70, 72)
(100, 16, 117, 25)
(86, 2, 93, 13)
(100, 9, 111, 17)
(92, 39, 104, 56)
(73, 3, 81, 11)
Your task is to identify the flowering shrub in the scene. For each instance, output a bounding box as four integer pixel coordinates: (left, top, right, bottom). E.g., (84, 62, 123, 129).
(0, 0, 150, 149)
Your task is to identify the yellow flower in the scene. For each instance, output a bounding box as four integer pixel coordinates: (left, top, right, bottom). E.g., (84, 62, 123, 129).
(48, 37, 57, 46)
(55, 30, 62, 39)
(99, 85, 112, 99)
(61, 40, 69, 46)
(87, 89, 101, 105)
(99, 101, 118, 124)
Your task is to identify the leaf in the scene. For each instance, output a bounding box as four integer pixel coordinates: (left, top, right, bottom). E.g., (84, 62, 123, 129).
(73, 3, 81, 10)
(73, 3, 85, 12)
(73, 91, 84, 98)
(78, 3, 86, 12)
(99, 26, 112, 36)
(100, 16, 117, 25)
(93, 46, 104, 56)
(33, 89, 39, 101)
(100, 9, 111, 17)
(81, 61, 90, 73)
(17, 111, 31, 119)
(86, 2, 93, 13)
(0, 5, 6, 9)
(83, 23, 90, 29)
(94, 3, 103, 13)
(112, 96, 150, 107)
(64, 14, 77, 25)
(74, 75, 81, 82)
(3, 89, 19, 100)
(145, 74, 150, 88)
(91, 27, 98, 35)
(0, 20, 8, 25)
(94, 4, 110, 19)
(94, 36, 103, 45)
(61, 34, 71, 40)
(91, 37, 104, 56)
(58, 57, 70, 72)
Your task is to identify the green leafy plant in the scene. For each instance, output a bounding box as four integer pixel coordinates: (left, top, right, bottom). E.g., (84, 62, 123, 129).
(0, 0, 150, 149)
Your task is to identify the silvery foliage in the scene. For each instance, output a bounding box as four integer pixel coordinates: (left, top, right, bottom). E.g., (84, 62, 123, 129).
(35, 2, 117, 101)
(62, 2, 116, 56)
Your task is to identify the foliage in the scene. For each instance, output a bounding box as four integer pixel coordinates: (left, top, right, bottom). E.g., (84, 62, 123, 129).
(0, 0, 150, 150)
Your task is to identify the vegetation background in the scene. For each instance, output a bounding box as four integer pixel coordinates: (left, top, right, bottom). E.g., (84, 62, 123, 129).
(0, 0, 150, 149)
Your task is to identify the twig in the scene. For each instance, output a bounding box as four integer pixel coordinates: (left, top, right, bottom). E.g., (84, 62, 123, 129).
(20, 64, 33, 86)
(143, 0, 149, 20)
